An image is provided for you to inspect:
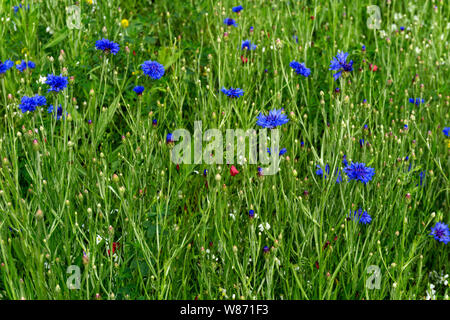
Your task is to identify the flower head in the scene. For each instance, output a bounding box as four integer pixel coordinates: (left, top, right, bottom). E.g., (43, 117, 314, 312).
(232, 5, 243, 13)
(409, 98, 425, 106)
(166, 133, 174, 144)
(241, 40, 256, 50)
(133, 86, 145, 95)
(343, 162, 375, 184)
(45, 74, 68, 93)
(430, 222, 450, 244)
(121, 19, 129, 28)
(47, 104, 66, 120)
(16, 60, 35, 72)
(350, 208, 372, 224)
(141, 60, 165, 80)
(19, 95, 46, 113)
(223, 18, 237, 27)
(256, 109, 289, 129)
(95, 38, 120, 55)
(329, 51, 353, 80)
(221, 87, 244, 98)
(267, 147, 287, 156)
(289, 61, 311, 77)
(443, 127, 450, 137)
(316, 164, 330, 178)
(0, 60, 14, 74)
(230, 165, 239, 176)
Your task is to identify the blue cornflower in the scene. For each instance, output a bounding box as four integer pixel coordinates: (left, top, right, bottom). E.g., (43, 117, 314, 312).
(14, 4, 29, 13)
(47, 104, 65, 120)
(232, 5, 243, 13)
(267, 147, 287, 156)
(316, 164, 341, 183)
(329, 51, 353, 81)
(95, 38, 120, 55)
(359, 139, 365, 148)
(241, 40, 256, 50)
(344, 162, 375, 184)
(16, 60, 35, 72)
(362, 45, 366, 52)
(16, 60, 27, 72)
(342, 155, 348, 167)
(442, 127, 449, 137)
(256, 109, 289, 129)
(257, 166, 263, 176)
(263, 246, 269, 253)
(289, 61, 311, 78)
(293, 35, 299, 43)
(418, 171, 425, 187)
(249, 210, 254, 218)
(429, 222, 450, 244)
(350, 208, 372, 225)
(409, 98, 425, 106)
(400, 26, 405, 31)
(0, 60, 14, 74)
(316, 164, 330, 178)
(166, 133, 174, 144)
(45, 74, 68, 93)
(221, 87, 244, 98)
(141, 60, 165, 80)
(223, 18, 237, 27)
(152, 119, 157, 126)
(335, 169, 343, 183)
(19, 95, 47, 113)
(133, 86, 145, 95)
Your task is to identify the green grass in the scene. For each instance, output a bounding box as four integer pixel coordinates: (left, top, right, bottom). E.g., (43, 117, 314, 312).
(0, 0, 449, 300)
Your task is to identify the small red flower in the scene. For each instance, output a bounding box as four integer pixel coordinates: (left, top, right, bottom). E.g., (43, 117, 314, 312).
(315, 261, 320, 270)
(230, 165, 239, 176)
(108, 242, 119, 256)
(241, 55, 248, 64)
(369, 64, 378, 72)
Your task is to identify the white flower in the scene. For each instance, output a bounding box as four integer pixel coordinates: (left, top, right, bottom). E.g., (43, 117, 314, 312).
(394, 13, 402, 21)
(258, 222, 271, 232)
(38, 75, 47, 84)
